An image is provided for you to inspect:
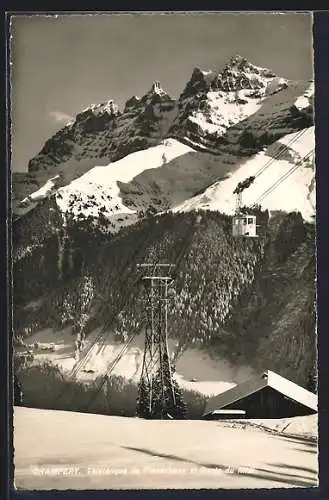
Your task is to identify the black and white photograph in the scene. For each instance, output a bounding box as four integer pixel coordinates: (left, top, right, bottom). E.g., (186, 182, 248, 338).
(10, 12, 317, 490)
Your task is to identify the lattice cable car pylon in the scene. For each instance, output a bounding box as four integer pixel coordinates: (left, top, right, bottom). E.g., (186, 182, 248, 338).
(136, 263, 185, 419)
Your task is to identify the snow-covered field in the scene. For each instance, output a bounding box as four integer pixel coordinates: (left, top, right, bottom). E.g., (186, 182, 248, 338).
(237, 414, 318, 441)
(17, 327, 253, 396)
(14, 407, 318, 490)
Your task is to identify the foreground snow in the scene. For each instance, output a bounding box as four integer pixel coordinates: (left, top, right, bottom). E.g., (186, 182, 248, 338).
(14, 407, 318, 490)
(241, 414, 318, 440)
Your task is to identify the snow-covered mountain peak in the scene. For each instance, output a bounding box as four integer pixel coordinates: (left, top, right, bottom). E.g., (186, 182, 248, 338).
(169, 58, 303, 153)
(76, 100, 120, 120)
(140, 82, 173, 106)
(215, 55, 280, 93)
(223, 54, 275, 75)
(226, 54, 248, 66)
(124, 82, 172, 114)
(25, 81, 176, 180)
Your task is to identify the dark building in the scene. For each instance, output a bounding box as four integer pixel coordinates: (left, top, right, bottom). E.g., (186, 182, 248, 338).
(203, 370, 317, 419)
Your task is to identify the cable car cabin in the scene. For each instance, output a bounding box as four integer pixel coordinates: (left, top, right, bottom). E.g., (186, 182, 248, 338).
(232, 214, 257, 237)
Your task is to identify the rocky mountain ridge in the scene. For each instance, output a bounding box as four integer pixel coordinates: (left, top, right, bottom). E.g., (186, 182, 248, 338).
(13, 55, 313, 222)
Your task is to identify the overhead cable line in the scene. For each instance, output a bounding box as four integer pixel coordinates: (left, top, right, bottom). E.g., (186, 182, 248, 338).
(252, 149, 314, 207)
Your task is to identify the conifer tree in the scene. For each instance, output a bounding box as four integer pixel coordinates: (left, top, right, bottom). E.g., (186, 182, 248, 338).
(136, 379, 151, 418)
(169, 379, 188, 419)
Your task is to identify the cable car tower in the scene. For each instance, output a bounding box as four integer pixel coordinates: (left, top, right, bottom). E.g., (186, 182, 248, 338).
(232, 176, 258, 237)
(136, 263, 185, 419)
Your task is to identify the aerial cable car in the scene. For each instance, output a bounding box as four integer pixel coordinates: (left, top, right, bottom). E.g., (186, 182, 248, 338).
(231, 147, 314, 238)
(232, 176, 258, 238)
(232, 211, 258, 238)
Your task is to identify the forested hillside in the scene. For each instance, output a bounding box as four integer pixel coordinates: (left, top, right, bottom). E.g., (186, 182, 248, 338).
(13, 209, 316, 389)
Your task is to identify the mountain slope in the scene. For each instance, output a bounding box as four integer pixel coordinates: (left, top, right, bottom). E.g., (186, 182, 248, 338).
(173, 126, 315, 221)
(14, 122, 315, 241)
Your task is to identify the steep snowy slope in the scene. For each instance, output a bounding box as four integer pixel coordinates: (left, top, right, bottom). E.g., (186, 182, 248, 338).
(15, 119, 315, 234)
(52, 123, 315, 229)
(15, 175, 62, 217)
(173, 127, 315, 221)
(14, 138, 249, 233)
(54, 139, 194, 231)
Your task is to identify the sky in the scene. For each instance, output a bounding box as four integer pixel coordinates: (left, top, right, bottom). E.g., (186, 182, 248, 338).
(10, 12, 314, 172)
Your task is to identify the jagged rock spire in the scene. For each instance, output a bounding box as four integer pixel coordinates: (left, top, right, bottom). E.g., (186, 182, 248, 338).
(152, 81, 161, 92)
(150, 81, 167, 96)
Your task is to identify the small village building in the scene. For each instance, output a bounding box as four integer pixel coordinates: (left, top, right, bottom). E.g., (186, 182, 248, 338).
(203, 370, 317, 419)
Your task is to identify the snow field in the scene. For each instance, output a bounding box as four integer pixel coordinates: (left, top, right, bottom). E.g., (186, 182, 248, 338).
(14, 407, 318, 489)
(173, 127, 315, 221)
